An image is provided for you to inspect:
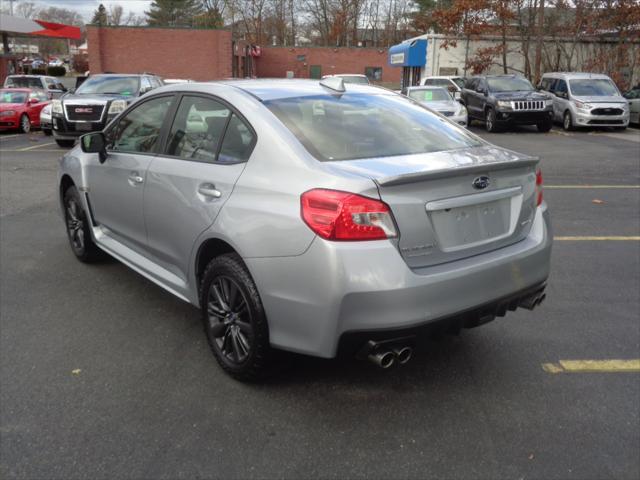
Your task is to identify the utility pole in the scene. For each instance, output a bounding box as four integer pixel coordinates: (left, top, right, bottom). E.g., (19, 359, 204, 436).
(534, 0, 545, 85)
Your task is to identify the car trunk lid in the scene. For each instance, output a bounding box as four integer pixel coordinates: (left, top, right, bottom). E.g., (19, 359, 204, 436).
(326, 146, 539, 268)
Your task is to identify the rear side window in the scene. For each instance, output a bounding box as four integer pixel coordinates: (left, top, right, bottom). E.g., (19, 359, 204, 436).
(6, 77, 42, 89)
(265, 93, 480, 162)
(109, 96, 173, 154)
(218, 114, 255, 163)
(166, 95, 230, 162)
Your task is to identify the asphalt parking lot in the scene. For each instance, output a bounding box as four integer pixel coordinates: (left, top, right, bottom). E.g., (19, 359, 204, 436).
(1, 125, 639, 479)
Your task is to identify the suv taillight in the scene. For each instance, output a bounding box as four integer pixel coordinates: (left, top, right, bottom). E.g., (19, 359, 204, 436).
(301, 189, 397, 241)
(536, 169, 543, 206)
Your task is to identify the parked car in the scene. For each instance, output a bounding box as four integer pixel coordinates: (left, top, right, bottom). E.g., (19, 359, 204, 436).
(462, 75, 554, 132)
(58, 79, 551, 380)
(40, 103, 52, 136)
(4, 75, 67, 99)
(163, 79, 192, 85)
(539, 72, 629, 131)
(48, 57, 64, 67)
(51, 73, 164, 148)
(322, 74, 370, 85)
(623, 86, 640, 125)
(421, 76, 465, 100)
(0, 88, 50, 133)
(406, 85, 468, 126)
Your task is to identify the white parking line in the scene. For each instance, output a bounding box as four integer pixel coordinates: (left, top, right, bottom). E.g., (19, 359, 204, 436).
(545, 185, 640, 189)
(0, 134, 23, 140)
(16, 142, 56, 152)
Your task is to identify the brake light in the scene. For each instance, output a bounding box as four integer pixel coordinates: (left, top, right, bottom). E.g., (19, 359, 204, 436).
(536, 169, 543, 206)
(301, 189, 397, 241)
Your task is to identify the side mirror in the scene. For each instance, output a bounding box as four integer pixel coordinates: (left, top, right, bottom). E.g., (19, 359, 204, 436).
(81, 132, 107, 163)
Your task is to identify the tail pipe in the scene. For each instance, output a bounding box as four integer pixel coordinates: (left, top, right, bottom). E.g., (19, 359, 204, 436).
(519, 289, 547, 310)
(359, 337, 416, 368)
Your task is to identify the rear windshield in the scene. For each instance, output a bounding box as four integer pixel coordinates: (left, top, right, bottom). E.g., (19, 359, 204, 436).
(5, 77, 42, 89)
(0, 90, 27, 103)
(265, 93, 481, 162)
(569, 79, 619, 97)
(76, 76, 140, 96)
(408, 88, 451, 102)
(487, 77, 534, 92)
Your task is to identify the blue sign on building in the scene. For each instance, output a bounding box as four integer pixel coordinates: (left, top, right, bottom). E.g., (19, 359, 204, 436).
(388, 39, 428, 67)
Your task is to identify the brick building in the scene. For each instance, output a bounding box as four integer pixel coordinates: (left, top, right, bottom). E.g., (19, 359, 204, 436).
(86, 26, 400, 86)
(255, 46, 400, 84)
(87, 26, 232, 81)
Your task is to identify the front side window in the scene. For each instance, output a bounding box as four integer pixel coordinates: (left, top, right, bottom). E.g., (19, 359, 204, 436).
(555, 80, 568, 95)
(0, 90, 27, 103)
(166, 95, 230, 162)
(408, 88, 452, 102)
(76, 76, 140, 96)
(487, 77, 534, 92)
(569, 79, 619, 97)
(265, 93, 481, 162)
(109, 96, 173, 154)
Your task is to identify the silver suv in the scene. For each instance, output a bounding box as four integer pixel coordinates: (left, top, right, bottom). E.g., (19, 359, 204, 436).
(539, 72, 629, 130)
(58, 79, 552, 380)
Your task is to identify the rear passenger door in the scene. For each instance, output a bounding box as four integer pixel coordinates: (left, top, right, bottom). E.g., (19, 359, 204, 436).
(143, 94, 256, 282)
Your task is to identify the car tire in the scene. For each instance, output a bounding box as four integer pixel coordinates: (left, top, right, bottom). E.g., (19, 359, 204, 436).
(537, 120, 553, 132)
(19, 114, 31, 133)
(56, 139, 75, 148)
(485, 108, 498, 133)
(200, 253, 271, 381)
(563, 111, 574, 131)
(43, 129, 53, 136)
(63, 185, 103, 263)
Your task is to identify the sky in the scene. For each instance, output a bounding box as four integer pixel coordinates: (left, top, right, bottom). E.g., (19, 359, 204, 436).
(22, 0, 153, 20)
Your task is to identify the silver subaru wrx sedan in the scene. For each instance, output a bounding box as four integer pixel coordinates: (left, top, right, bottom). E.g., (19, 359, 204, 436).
(58, 79, 552, 380)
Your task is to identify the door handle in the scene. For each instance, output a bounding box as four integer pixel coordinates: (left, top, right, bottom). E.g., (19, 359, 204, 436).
(128, 172, 144, 185)
(198, 184, 222, 199)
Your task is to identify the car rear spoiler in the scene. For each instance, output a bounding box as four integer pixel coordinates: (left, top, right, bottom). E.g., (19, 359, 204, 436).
(375, 157, 540, 187)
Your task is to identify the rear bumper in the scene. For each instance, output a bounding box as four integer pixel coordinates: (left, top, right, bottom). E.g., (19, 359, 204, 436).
(246, 205, 552, 358)
(496, 109, 553, 125)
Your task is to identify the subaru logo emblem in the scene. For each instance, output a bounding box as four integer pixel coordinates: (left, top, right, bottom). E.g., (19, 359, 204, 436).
(472, 176, 490, 190)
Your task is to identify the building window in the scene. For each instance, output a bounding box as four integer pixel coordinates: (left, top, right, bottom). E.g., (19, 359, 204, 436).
(296, 55, 306, 62)
(365, 67, 382, 82)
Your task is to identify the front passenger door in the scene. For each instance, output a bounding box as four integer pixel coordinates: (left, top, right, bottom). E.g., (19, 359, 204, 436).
(87, 95, 174, 253)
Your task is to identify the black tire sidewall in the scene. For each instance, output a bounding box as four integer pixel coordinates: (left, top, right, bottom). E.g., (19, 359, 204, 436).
(200, 254, 270, 380)
(20, 114, 30, 133)
(62, 186, 101, 262)
(56, 139, 75, 148)
(486, 108, 496, 132)
(563, 111, 573, 131)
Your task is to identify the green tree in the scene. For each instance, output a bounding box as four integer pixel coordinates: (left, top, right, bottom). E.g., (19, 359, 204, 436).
(145, 0, 205, 27)
(91, 4, 108, 26)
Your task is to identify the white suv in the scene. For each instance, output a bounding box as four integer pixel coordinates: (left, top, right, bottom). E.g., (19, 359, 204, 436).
(538, 72, 629, 130)
(422, 76, 465, 100)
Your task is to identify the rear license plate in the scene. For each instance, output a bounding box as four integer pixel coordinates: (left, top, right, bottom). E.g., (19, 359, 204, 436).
(429, 198, 512, 251)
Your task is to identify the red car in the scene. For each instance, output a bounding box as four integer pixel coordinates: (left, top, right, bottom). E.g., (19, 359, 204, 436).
(0, 88, 50, 133)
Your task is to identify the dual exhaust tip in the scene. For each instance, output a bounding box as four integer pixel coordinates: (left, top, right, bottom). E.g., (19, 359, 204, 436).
(520, 292, 547, 310)
(368, 346, 413, 369)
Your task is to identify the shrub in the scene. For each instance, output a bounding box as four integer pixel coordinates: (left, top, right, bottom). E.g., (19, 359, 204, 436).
(47, 66, 67, 77)
(72, 55, 89, 75)
(31, 68, 46, 75)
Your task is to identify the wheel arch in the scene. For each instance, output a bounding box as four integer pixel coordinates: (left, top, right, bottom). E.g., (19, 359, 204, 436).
(194, 237, 239, 292)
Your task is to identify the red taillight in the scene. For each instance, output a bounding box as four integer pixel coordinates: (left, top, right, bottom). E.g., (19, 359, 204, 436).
(535, 169, 543, 206)
(300, 189, 397, 241)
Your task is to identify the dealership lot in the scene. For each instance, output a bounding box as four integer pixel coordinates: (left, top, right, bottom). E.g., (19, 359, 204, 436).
(1, 126, 639, 478)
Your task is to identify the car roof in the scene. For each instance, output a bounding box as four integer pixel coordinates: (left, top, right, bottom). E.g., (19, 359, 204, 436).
(216, 79, 385, 101)
(6, 75, 48, 79)
(542, 72, 612, 80)
(408, 85, 448, 91)
(425, 76, 462, 79)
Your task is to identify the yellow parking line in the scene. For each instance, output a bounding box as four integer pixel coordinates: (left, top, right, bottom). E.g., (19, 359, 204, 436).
(16, 142, 56, 152)
(543, 359, 640, 373)
(545, 185, 640, 189)
(554, 236, 640, 241)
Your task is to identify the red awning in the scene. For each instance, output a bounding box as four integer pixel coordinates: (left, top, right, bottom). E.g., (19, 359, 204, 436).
(31, 20, 82, 40)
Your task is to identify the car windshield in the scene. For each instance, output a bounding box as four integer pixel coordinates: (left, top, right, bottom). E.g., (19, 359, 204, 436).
(5, 77, 42, 89)
(487, 77, 534, 92)
(569, 79, 619, 97)
(338, 76, 369, 85)
(75, 76, 139, 95)
(452, 78, 465, 88)
(265, 93, 481, 162)
(409, 88, 451, 102)
(0, 90, 27, 103)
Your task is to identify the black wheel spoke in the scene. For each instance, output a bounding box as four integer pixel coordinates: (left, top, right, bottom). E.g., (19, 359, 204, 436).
(207, 301, 225, 318)
(236, 329, 251, 355)
(209, 321, 227, 338)
(236, 319, 252, 336)
(231, 330, 242, 362)
(227, 280, 239, 310)
(212, 283, 230, 312)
